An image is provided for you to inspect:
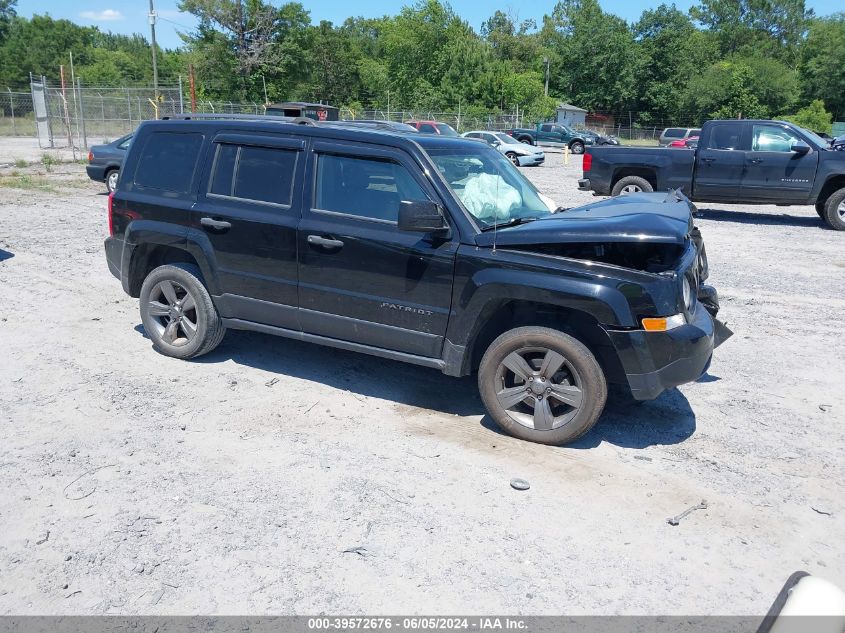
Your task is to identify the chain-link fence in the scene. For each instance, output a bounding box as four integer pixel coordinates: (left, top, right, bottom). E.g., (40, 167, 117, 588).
(11, 75, 705, 151)
(0, 90, 36, 137)
(26, 76, 282, 152)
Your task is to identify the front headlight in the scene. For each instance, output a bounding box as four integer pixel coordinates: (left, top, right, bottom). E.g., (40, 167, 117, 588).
(682, 276, 692, 309)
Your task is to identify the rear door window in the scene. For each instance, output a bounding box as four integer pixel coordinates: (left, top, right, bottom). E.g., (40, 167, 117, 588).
(209, 143, 298, 206)
(706, 123, 745, 150)
(133, 131, 204, 193)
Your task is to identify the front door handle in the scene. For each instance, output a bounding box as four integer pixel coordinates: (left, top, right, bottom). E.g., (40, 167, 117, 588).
(200, 217, 232, 231)
(307, 235, 344, 250)
(749, 158, 763, 164)
(702, 157, 716, 164)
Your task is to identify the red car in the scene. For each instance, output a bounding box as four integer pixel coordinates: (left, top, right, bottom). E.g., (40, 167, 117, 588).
(406, 120, 460, 137)
(669, 136, 699, 148)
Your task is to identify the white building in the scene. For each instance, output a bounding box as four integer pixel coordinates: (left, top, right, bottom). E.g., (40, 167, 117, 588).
(555, 103, 588, 128)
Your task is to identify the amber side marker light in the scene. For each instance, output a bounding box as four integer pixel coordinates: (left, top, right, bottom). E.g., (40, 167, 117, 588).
(642, 314, 686, 332)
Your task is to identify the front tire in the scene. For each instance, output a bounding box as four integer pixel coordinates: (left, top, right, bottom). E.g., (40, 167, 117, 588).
(611, 176, 654, 196)
(570, 141, 585, 155)
(505, 151, 520, 166)
(139, 263, 225, 359)
(478, 326, 607, 445)
(822, 188, 845, 231)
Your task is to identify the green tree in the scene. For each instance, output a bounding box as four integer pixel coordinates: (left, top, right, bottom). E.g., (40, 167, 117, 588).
(691, 61, 768, 119)
(685, 54, 798, 120)
(691, 0, 813, 61)
(634, 4, 717, 123)
(0, 0, 16, 43)
(800, 15, 845, 118)
(179, 0, 311, 100)
(780, 99, 833, 134)
(541, 0, 640, 111)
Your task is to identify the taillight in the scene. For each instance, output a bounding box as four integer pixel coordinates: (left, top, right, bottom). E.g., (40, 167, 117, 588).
(582, 152, 592, 172)
(107, 191, 115, 236)
(87, 151, 93, 162)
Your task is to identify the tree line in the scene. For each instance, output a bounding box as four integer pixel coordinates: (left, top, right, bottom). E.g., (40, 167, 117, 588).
(1, 0, 843, 131)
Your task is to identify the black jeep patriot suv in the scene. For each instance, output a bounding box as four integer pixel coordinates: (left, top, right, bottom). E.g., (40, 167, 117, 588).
(104, 115, 730, 445)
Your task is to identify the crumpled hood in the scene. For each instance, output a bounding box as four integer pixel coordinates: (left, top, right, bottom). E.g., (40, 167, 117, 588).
(474, 191, 694, 247)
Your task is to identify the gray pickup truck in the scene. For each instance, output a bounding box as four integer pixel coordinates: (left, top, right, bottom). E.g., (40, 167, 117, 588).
(579, 119, 845, 230)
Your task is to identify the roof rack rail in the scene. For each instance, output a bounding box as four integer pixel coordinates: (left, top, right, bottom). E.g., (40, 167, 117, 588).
(160, 113, 316, 126)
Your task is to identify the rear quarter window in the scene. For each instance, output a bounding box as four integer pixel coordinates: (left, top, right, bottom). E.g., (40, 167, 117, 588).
(133, 131, 203, 193)
(663, 128, 685, 138)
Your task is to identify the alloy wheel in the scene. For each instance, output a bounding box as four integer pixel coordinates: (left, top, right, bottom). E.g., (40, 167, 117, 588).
(145, 280, 199, 347)
(107, 171, 119, 193)
(620, 184, 642, 194)
(494, 346, 584, 431)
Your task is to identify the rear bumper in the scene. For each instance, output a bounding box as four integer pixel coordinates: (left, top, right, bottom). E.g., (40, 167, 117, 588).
(86, 164, 106, 182)
(605, 287, 731, 400)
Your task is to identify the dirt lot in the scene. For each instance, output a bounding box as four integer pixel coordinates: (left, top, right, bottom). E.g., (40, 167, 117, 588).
(0, 139, 843, 615)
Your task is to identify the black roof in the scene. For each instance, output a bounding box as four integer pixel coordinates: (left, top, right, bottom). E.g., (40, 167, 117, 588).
(146, 116, 483, 152)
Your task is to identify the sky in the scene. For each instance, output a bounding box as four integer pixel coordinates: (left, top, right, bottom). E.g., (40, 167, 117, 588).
(14, 0, 844, 50)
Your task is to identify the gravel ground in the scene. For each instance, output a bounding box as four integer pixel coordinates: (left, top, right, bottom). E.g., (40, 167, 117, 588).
(0, 142, 843, 615)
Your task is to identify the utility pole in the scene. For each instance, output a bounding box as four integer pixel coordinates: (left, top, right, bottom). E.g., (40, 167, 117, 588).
(148, 0, 159, 101)
(543, 57, 550, 97)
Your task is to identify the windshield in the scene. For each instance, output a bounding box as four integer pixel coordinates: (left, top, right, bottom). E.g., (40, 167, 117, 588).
(796, 125, 830, 148)
(435, 123, 459, 137)
(427, 147, 552, 228)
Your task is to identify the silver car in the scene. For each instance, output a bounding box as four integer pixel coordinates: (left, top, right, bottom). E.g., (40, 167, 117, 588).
(462, 130, 545, 166)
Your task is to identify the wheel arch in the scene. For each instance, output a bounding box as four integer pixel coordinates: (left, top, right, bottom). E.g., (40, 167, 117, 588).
(817, 174, 845, 206)
(610, 167, 657, 191)
(127, 244, 202, 297)
(447, 296, 627, 384)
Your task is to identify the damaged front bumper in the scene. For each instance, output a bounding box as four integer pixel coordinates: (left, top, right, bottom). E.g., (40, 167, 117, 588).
(605, 284, 733, 401)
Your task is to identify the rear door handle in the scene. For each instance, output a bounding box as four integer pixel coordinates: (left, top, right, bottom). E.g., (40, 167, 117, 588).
(702, 157, 716, 164)
(307, 235, 344, 250)
(200, 217, 232, 231)
(749, 158, 763, 164)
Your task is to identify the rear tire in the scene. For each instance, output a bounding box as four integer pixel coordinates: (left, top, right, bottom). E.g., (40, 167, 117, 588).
(139, 263, 225, 360)
(517, 136, 534, 145)
(612, 176, 653, 196)
(106, 169, 119, 193)
(822, 188, 845, 231)
(570, 141, 585, 155)
(478, 326, 607, 445)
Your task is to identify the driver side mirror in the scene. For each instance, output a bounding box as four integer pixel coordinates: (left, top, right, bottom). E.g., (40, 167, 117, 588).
(398, 200, 448, 233)
(791, 141, 811, 154)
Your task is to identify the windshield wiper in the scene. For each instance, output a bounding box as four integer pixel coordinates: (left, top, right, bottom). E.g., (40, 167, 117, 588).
(480, 216, 542, 231)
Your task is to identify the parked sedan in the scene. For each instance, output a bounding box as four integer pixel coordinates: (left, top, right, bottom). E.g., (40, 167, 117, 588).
(86, 133, 133, 192)
(462, 130, 545, 166)
(580, 129, 620, 146)
(406, 120, 460, 136)
(669, 136, 699, 148)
